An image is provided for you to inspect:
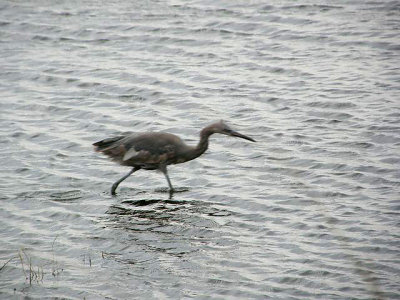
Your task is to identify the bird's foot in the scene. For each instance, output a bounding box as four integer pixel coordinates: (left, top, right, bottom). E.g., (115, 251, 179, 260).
(111, 184, 119, 196)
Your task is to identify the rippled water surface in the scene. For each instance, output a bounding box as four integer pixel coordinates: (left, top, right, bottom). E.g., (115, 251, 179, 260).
(1, 1, 399, 299)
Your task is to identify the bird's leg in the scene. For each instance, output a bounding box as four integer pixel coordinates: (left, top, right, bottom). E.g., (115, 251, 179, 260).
(160, 165, 174, 192)
(111, 167, 140, 195)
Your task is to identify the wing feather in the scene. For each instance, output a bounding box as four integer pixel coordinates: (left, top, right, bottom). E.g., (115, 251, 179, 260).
(94, 132, 184, 167)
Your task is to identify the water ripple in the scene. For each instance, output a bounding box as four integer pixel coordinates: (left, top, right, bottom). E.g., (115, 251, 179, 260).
(0, 0, 399, 299)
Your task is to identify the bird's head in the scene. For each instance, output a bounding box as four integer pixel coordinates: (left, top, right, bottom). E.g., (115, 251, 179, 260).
(210, 120, 256, 142)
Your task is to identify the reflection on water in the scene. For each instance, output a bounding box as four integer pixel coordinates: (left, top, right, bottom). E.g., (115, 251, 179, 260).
(105, 197, 226, 237)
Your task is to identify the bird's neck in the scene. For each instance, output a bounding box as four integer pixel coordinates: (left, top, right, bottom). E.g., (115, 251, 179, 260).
(197, 130, 211, 154)
(185, 128, 212, 161)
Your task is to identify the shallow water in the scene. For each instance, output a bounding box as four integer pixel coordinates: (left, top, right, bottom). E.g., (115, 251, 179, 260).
(1, 0, 399, 299)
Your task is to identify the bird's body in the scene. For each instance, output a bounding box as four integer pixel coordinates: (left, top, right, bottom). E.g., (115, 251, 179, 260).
(93, 131, 209, 168)
(93, 120, 255, 195)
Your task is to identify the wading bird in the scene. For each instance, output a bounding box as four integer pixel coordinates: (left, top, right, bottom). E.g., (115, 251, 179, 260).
(93, 120, 256, 195)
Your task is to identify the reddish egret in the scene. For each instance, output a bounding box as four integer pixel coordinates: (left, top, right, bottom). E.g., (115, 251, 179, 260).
(93, 120, 256, 195)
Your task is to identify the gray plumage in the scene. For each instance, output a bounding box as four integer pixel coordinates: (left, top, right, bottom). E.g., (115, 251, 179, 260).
(93, 120, 255, 195)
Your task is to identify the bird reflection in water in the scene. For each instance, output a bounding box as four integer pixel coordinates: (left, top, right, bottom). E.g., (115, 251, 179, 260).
(102, 194, 234, 263)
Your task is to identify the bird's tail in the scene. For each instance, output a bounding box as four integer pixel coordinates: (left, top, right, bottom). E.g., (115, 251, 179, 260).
(93, 136, 125, 152)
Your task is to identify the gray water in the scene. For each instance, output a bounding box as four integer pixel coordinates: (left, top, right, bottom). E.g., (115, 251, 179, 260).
(0, 0, 399, 299)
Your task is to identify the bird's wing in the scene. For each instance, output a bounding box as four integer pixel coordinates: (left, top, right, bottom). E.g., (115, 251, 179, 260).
(94, 132, 183, 166)
(119, 133, 181, 165)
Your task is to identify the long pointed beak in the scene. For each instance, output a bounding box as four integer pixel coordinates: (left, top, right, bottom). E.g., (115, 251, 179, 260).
(230, 130, 256, 142)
